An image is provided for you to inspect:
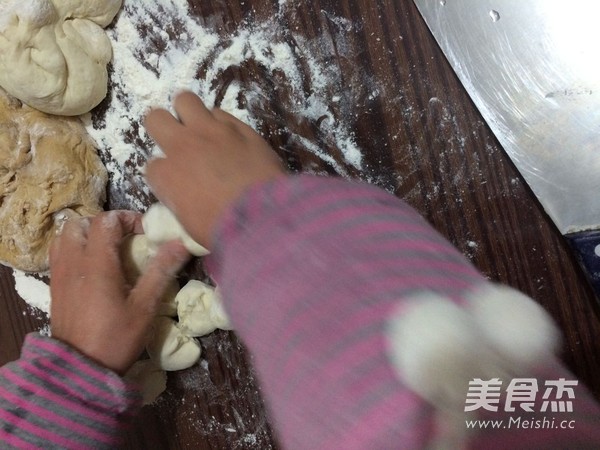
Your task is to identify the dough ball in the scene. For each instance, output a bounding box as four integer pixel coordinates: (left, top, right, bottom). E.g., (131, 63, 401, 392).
(176, 280, 232, 337)
(0, 90, 107, 271)
(0, 0, 121, 115)
(124, 359, 167, 406)
(120, 233, 179, 316)
(121, 234, 155, 281)
(146, 317, 202, 371)
(142, 203, 209, 257)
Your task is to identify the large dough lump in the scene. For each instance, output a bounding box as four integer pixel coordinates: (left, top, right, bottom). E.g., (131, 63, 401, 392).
(0, 0, 122, 115)
(0, 90, 107, 271)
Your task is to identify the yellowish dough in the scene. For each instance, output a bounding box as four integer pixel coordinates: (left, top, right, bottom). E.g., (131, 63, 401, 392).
(0, 89, 107, 271)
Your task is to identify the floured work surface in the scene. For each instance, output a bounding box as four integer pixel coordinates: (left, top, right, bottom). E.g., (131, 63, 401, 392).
(2, 0, 600, 449)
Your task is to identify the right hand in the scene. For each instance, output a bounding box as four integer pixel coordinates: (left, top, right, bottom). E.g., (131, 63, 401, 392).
(144, 91, 285, 249)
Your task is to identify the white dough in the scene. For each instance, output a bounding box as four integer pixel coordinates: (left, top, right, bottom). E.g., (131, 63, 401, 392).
(0, 0, 121, 115)
(120, 234, 178, 317)
(146, 317, 202, 371)
(176, 280, 232, 337)
(121, 234, 155, 280)
(142, 203, 209, 257)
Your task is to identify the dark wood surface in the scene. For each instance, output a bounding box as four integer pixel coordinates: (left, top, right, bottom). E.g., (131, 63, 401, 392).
(2, 0, 600, 448)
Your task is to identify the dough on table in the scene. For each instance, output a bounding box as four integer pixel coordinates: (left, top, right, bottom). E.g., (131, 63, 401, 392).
(0, 89, 107, 271)
(176, 280, 232, 337)
(0, 0, 121, 115)
(146, 316, 202, 372)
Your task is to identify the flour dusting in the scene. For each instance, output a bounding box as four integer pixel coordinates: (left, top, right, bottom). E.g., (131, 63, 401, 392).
(83, 0, 367, 210)
(13, 270, 51, 315)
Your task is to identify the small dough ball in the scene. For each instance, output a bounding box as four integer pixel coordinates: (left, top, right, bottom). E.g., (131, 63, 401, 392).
(142, 203, 209, 257)
(0, 0, 121, 115)
(146, 317, 202, 371)
(121, 234, 155, 281)
(176, 280, 232, 337)
(120, 234, 178, 317)
(124, 359, 167, 406)
(0, 90, 107, 271)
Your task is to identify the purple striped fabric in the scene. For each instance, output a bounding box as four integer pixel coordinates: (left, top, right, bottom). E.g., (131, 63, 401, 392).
(207, 174, 600, 449)
(0, 334, 141, 449)
(2, 174, 599, 449)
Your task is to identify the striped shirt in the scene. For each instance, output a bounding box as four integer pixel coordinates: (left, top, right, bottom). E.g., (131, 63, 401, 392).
(208, 174, 600, 449)
(1, 174, 599, 448)
(0, 334, 141, 449)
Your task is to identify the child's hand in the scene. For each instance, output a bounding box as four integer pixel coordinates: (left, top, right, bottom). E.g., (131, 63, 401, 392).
(49, 210, 190, 375)
(144, 91, 285, 249)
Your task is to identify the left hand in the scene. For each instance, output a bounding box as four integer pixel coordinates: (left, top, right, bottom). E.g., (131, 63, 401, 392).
(49, 210, 190, 375)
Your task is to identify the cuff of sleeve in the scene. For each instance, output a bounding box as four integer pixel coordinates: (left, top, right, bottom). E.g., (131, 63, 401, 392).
(21, 333, 142, 416)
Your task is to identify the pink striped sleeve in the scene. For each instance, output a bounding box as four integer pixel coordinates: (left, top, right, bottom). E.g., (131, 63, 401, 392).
(0, 333, 141, 449)
(206, 174, 600, 449)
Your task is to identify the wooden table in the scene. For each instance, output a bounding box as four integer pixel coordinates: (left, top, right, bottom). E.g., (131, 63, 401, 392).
(2, 0, 599, 448)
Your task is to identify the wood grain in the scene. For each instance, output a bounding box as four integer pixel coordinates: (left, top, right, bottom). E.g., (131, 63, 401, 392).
(1, 0, 599, 448)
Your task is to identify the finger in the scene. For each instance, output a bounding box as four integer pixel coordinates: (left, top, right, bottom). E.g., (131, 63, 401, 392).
(49, 218, 89, 304)
(144, 108, 186, 154)
(86, 211, 142, 264)
(144, 157, 179, 205)
(211, 108, 244, 126)
(50, 217, 89, 259)
(211, 108, 274, 146)
(173, 91, 214, 128)
(128, 240, 190, 315)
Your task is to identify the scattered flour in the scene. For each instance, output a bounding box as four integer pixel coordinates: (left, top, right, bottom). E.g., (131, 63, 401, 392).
(13, 270, 51, 315)
(83, 0, 366, 208)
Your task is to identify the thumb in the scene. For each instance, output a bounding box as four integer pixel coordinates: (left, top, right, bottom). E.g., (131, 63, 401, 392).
(129, 240, 191, 314)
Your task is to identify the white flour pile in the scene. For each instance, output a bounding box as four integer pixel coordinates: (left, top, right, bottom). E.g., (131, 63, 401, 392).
(14, 0, 371, 314)
(84, 0, 366, 209)
(13, 270, 51, 315)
